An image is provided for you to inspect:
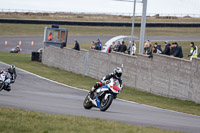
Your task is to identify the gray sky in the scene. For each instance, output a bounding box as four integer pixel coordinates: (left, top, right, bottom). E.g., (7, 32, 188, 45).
(0, 0, 200, 16)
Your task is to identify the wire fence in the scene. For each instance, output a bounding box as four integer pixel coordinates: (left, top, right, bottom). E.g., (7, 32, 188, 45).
(1, 8, 200, 18)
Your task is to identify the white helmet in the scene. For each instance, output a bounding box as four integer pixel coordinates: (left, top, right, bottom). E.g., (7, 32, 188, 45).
(113, 67, 122, 78)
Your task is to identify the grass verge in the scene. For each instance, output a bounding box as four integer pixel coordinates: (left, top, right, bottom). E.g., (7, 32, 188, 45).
(0, 107, 182, 133)
(0, 52, 199, 116)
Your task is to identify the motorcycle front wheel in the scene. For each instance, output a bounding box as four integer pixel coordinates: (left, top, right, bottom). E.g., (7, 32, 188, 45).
(83, 93, 93, 109)
(100, 95, 113, 112)
(0, 81, 4, 91)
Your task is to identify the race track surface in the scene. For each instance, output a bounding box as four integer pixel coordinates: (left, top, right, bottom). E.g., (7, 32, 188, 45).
(0, 62, 200, 133)
(0, 36, 200, 53)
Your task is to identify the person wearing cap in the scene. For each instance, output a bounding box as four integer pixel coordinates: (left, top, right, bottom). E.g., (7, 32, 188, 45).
(73, 40, 80, 51)
(188, 42, 198, 61)
(162, 41, 171, 55)
(171, 42, 183, 58)
(96, 38, 102, 50)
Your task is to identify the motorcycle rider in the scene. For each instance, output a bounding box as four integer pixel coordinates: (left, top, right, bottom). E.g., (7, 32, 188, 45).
(0, 65, 17, 91)
(89, 67, 123, 98)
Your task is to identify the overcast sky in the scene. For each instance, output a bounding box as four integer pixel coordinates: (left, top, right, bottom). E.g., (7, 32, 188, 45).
(0, 0, 200, 16)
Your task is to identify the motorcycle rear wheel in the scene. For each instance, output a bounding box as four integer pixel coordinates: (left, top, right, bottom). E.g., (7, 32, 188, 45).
(100, 95, 113, 111)
(83, 94, 93, 109)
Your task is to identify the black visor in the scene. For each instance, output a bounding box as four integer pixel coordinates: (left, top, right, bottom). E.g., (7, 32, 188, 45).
(116, 72, 122, 78)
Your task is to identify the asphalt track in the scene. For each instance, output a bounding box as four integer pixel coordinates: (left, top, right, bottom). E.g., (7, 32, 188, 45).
(0, 36, 200, 53)
(0, 62, 200, 133)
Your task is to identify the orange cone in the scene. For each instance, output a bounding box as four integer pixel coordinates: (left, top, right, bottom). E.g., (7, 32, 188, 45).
(19, 41, 22, 46)
(31, 41, 34, 46)
(5, 40, 7, 46)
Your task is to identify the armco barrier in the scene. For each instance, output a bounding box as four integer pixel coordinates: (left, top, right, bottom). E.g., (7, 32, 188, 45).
(1, 18, 200, 27)
(42, 46, 200, 104)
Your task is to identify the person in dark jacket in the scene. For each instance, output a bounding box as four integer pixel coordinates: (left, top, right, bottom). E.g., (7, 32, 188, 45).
(152, 42, 162, 54)
(162, 41, 171, 55)
(119, 41, 127, 53)
(73, 40, 80, 51)
(171, 42, 183, 58)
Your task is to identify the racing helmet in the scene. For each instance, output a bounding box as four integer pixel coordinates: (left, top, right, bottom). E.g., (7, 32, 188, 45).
(113, 67, 122, 78)
(8, 65, 16, 74)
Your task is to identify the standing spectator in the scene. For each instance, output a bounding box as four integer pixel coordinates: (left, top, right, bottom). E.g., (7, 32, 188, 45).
(152, 42, 162, 54)
(145, 43, 153, 58)
(90, 41, 97, 49)
(96, 38, 102, 50)
(170, 42, 176, 55)
(110, 42, 116, 52)
(116, 41, 121, 52)
(144, 40, 151, 54)
(188, 42, 198, 61)
(162, 41, 171, 55)
(119, 41, 127, 53)
(127, 40, 136, 55)
(171, 42, 183, 58)
(73, 40, 80, 51)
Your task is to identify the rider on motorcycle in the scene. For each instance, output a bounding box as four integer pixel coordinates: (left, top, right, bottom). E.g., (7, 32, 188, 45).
(0, 65, 17, 91)
(90, 67, 123, 98)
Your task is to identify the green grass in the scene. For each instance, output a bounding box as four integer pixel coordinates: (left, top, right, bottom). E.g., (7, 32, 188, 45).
(0, 52, 200, 116)
(1, 23, 200, 36)
(0, 107, 182, 133)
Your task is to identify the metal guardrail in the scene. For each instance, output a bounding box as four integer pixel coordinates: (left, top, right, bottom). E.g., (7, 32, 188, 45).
(0, 19, 200, 27)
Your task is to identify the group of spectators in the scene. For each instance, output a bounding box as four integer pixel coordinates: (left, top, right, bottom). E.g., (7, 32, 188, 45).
(144, 40, 183, 58)
(90, 38, 102, 50)
(106, 40, 137, 55)
(72, 38, 199, 61)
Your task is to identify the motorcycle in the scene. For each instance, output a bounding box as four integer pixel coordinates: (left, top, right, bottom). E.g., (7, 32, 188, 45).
(10, 46, 22, 53)
(83, 78, 122, 111)
(0, 71, 6, 91)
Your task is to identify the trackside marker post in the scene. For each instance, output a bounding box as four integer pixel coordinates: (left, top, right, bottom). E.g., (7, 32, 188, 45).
(19, 41, 22, 46)
(5, 40, 7, 46)
(31, 41, 34, 46)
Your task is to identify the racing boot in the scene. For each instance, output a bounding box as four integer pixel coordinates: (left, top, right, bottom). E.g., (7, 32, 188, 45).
(89, 87, 95, 99)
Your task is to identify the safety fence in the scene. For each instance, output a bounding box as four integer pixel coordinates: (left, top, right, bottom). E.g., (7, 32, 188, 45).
(1, 18, 200, 27)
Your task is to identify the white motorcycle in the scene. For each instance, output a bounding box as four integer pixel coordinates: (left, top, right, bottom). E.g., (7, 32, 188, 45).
(83, 78, 122, 111)
(0, 71, 6, 91)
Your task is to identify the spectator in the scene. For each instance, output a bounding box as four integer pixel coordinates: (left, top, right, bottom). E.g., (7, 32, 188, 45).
(162, 41, 171, 55)
(116, 41, 121, 52)
(90, 41, 97, 49)
(119, 41, 127, 53)
(96, 38, 102, 50)
(127, 40, 136, 55)
(171, 42, 183, 58)
(170, 42, 176, 55)
(152, 42, 162, 54)
(188, 42, 198, 61)
(144, 40, 151, 54)
(110, 42, 116, 52)
(145, 43, 153, 58)
(73, 40, 80, 51)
